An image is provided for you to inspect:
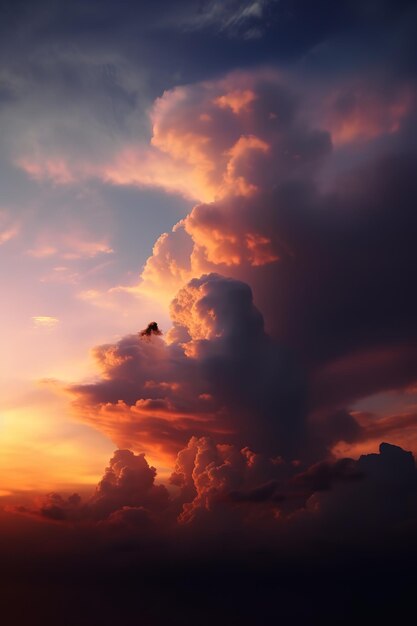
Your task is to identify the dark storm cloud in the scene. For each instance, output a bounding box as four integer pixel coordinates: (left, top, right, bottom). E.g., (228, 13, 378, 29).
(254, 154, 417, 365)
(291, 443, 417, 542)
(177, 153, 417, 419)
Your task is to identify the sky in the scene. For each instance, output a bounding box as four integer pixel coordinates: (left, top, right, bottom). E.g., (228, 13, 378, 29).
(1, 1, 417, 624)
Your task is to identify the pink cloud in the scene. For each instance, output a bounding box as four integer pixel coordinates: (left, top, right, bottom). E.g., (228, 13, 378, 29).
(215, 88, 257, 114)
(27, 233, 113, 260)
(16, 157, 77, 185)
(15, 71, 330, 205)
(324, 85, 414, 146)
(0, 210, 19, 245)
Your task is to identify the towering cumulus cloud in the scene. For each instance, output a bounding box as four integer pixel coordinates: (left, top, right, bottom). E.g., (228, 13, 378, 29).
(70, 69, 417, 475)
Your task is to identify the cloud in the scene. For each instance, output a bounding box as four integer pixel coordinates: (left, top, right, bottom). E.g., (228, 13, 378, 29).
(32, 316, 60, 329)
(132, 70, 330, 202)
(322, 84, 414, 146)
(137, 153, 417, 415)
(331, 407, 417, 460)
(12, 439, 417, 551)
(176, 0, 275, 39)
(70, 272, 364, 466)
(139, 321, 163, 338)
(64, 68, 417, 468)
(0, 210, 19, 245)
(18, 448, 170, 526)
(293, 442, 417, 540)
(171, 435, 287, 526)
(0, 226, 19, 245)
(70, 273, 306, 461)
(89, 449, 170, 520)
(26, 234, 114, 260)
(16, 157, 78, 185)
(14, 70, 332, 204)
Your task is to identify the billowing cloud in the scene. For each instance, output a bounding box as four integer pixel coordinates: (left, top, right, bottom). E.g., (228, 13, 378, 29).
(14, 71, 333, 203)
(136, 158, 417, 419)
(70, 272, 367, 467)
(103, 71, 331, 204)
(5, 438, 417, 626)
(18, 448, 170, 527)
(171, 435, 286, 526)
(13, 439, 417, 549)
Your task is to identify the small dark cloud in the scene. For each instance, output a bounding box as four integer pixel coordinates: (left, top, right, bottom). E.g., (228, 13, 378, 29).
(140, 321, 162, 338)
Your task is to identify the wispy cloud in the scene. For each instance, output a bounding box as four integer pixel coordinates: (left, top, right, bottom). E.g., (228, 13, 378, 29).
(175, 0, 275, 39)
(32, 316, 60, 329)
(0, 210, 19, 245)
(27, 236, 114, 260)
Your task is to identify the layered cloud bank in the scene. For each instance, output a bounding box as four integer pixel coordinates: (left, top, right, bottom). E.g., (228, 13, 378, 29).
(14, 439, 417, 544)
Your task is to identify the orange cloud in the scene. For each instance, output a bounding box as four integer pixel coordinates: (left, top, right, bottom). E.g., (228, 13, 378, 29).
(102, 145, 214, 202)
(16, 71, 322, 207)
(103, 115, 271, 203)
(215, 89, 257, 114)
(138, 224, 195, 303)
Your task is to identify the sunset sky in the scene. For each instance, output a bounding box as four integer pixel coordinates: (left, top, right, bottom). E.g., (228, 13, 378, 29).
(1, 1, 417, 624)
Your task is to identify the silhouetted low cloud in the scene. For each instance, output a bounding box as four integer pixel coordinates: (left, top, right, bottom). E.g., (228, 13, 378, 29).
(11, 439, 417, 535)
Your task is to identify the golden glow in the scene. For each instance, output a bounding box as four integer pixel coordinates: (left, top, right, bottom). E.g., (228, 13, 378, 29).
(0, 385, 114, 493)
